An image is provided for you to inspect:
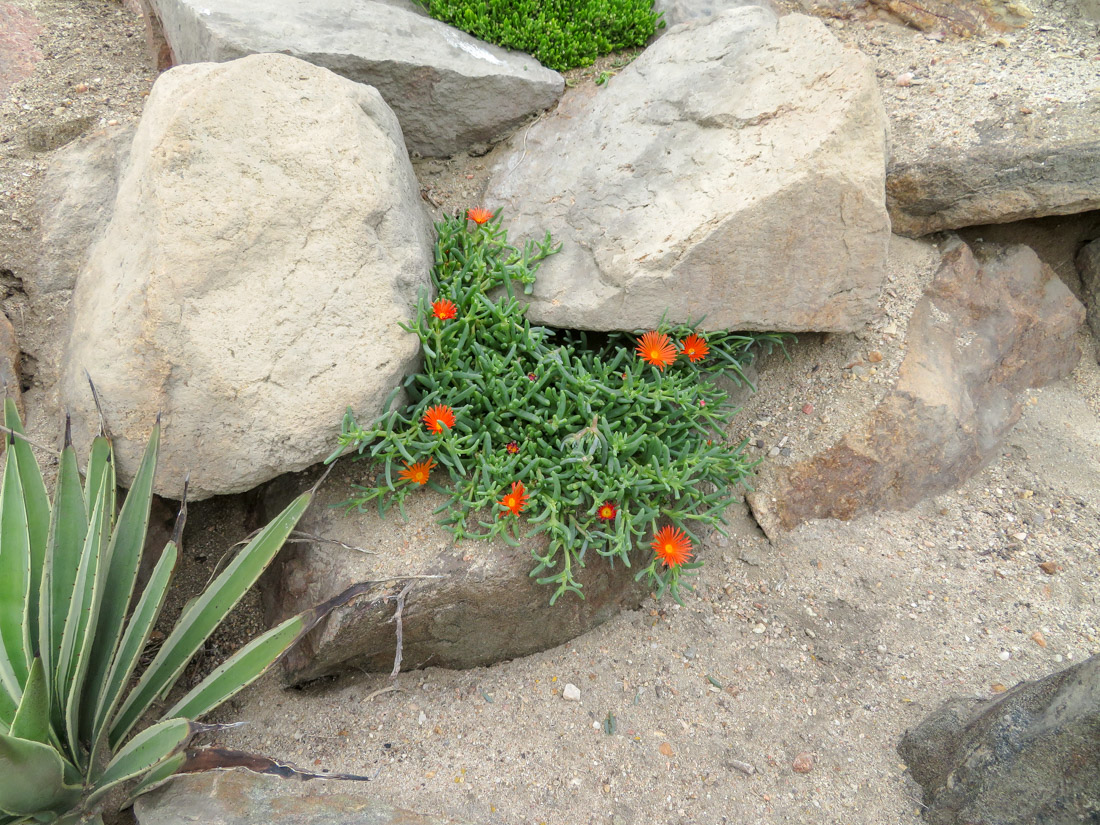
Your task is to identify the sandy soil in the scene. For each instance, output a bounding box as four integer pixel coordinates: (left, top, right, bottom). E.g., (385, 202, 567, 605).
(1, 2, 1098, 824)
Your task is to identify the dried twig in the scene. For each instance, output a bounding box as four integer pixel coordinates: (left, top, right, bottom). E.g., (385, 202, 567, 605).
(0, 423, 54, 452)
(388, 580, 416, 680)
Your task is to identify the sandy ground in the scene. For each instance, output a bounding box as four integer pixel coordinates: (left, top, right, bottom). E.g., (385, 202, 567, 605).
(1, 1, 1098, 824)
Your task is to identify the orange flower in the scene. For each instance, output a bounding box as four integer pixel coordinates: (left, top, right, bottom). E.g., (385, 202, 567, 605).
(597, 501, 617, 521)
(651, 525, 693, 568)
(498, 481, 529, 516)
(680, 334, 709, 363)
(506, 441, 520, 454)
(635, 331, 677, 370)
(422, 405, 455, 434)
(398, 457, 435, 485)
(467, 207, 493, 225)
(432, 299, 457, 321)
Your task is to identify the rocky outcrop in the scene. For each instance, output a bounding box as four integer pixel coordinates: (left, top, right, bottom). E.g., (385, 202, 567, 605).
(485, 7, 890, 333)
(749, 239, 1084, 535)
(260, 459, 650, 683)
(0, 312, 23, 422)
(0, 3, 42, 96)
(898, 653, 1100, 825)
(149, 0, 564, 158)
(61, 54, 432, 499)
(134, 769, 468, 825)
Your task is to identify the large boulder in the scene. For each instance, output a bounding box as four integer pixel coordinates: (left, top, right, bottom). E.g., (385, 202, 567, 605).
(898, 653, 1100, 825)
(1077, 238, 1100, 341)
(61, 53, 433, 499)
(149, 0, 564, 158)
(748, 239, 1084, 535)
(484, 7, 890, 333)
(260, 459, 650, 683)
(0, 3, 42, 96)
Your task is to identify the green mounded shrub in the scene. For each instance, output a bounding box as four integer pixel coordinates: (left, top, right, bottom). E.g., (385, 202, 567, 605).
(331, 210, 786, 604)
(415, 0, 663, 71)
(0, 400, 362, 824)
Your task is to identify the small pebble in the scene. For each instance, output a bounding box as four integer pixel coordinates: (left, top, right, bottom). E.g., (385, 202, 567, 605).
(999, 650, 1011, 661)
(659, 742, 674, 757)
(1030, 631, 1046, 648)
(563, 683, 581, 701)
(895, 72, 914, 87)
(792, 752, 814, 773)
(1039, 561, 1059, 575)
(683, 647, 696, 660)
(868, 350, 883, 363)
(801, 403, 814, 415)
(753, 624, 766, 634)
(877, 644, 888, 654)
(768, 447, 780, 458)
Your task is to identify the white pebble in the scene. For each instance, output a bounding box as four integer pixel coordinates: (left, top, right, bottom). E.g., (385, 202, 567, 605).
(563, 683, 581, 701)
(999, 650, 1011, 661)
(895, 72, 914, 87)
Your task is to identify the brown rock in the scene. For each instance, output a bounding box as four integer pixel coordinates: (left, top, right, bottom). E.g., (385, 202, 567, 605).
(0, 4, 42, 96)
(1077, 238, 1100, 342)
(1039, 561, 1059, 575)
(792, 751, 814, 773)
(749, 239, 1084, 534)
(0, 312, 23, 423)
(261, 459, 650, 683)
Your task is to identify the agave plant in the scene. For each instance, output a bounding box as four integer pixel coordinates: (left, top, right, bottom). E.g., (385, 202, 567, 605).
(0, 399, 355, 824)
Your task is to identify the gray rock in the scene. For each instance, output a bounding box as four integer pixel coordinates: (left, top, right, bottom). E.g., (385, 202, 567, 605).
(1077, 238, 1100, 341)
(485, 7, 890, 333)
(898, 653, 1100, 825)
(61, 54, 432, 499)
(749, 239, 1084, 535)
(35, 125, 134, 296)
(134, 769, 468, 825)
(0, 312, 23, 422)
(150, 0, 564, 158)
(651, 0, 778, 32)
(887, 102, 1100, 238)
(260, 458, 650, 683)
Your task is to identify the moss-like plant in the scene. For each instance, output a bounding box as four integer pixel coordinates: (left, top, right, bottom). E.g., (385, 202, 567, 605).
(0, 400, 359, 824)
(332, 210, 786, 604)
(415, 0, 663, 71)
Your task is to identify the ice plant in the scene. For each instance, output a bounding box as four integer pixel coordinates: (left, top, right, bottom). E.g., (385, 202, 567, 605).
(680, 333, 709, 363)
(651, 525, 693, 568)
(422, 404, 455, 434)
(398, 457, 435, 485)
(498, 481, 529, 516)
(466, 207, 493, 225)
(332, 210, 788, 604)
(432, 299, 457, 321)
(635, 330, 677, 370)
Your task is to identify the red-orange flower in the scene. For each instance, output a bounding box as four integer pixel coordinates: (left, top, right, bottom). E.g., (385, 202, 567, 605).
(635, 331, 677, 370)
(498, 481, 529, 516)
(467, 207, 493, 225)
(597, 501, 618, 521)
(680, 334, 709, 363)
(432, 299, 457, 321)
(398, 457, 435, 485)
(651, 525, 693, 568)
(422, 405, 455, 434)
(506, 441, 520, 454)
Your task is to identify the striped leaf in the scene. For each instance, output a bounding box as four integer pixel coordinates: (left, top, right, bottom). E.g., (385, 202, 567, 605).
(0, 439, 31, 700)
(109, 490, 313, 748)
(86, 718, 197, 807)
(0, 731, 81, 817)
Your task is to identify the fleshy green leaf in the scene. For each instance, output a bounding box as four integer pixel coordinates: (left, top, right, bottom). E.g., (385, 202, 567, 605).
(89, 541, 177, 776)
(109, 491, 313, 748)
(0, 732, 81, 817)
(9, 659, 49, 745)
(0, 439, 32, 699)
(4, 401, 49, 656)
(87, 718, 196, 807)
(38, 433, 87, 734)
(80, 425, 158, 746)
(81, 437, 112, 524)
(123, 751, 185, 805)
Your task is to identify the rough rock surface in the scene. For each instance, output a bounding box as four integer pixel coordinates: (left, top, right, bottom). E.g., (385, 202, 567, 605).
(1077, 238, 1100, 341)
(749, 239, 1084, 535)
(485, 7, 890, 333)
(34, 125, 134, 296)
(898, 653, 1100, 825)
(0, 311, 22, 421)
(652, 0, 778, 30)
(0, 3, 42, 96)
(60, 53, 432, 499)
(260, 459, 651, 683)
(134, 769, 468, 825)
(149, 0, 564, 158)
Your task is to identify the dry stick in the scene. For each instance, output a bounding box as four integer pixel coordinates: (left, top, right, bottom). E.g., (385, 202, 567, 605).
(389, 580, 416, 680)
(0, 423, 53, 452)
